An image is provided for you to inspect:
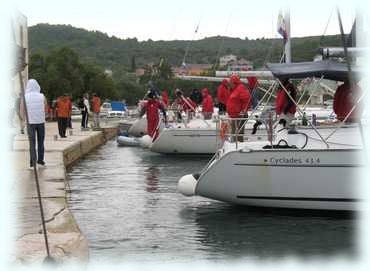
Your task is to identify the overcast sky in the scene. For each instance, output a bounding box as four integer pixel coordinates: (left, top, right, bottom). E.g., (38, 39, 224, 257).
(15, 0, 366, 41)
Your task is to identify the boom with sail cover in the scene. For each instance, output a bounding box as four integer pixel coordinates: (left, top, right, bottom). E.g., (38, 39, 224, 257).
(267, 60, 363, 82)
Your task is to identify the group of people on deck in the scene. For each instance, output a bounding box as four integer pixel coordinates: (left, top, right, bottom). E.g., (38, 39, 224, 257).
(141, 74, 297, 141)
(141, 74, 363, 142)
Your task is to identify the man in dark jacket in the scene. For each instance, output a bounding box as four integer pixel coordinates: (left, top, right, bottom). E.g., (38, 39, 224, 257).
(190, 88, 203, 105)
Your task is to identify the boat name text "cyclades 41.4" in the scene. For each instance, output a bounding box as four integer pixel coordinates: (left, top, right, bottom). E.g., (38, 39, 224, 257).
(267, 157, 321, 165)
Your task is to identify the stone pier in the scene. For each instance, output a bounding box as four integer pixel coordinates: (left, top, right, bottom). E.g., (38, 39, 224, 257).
(12, 122, 117, 263)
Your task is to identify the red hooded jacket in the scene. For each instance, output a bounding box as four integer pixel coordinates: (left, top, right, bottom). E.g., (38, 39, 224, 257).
(161, 90, 169, 107)
(275, 82, 297, 115)
(217, 79, 230, 105)
(275, 90, 285, 115)
(144, 99, 164, 138)
(247, 76, 258, 90)
(333, 83, 363, 122)
(201, 88, 214, 113)
(226, 77, 251, 118)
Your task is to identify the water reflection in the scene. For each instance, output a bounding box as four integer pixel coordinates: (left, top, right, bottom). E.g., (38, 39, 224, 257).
(145, 167, 159, 193)
(68, 141, 357, 261)
(180, 204, 356, 259)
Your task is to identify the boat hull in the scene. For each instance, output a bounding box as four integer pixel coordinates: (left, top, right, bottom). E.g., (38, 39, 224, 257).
(150, 128, 267, 154)
(196, 149, 364, 210)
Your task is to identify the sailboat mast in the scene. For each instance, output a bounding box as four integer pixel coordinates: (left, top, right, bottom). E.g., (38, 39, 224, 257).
(284, 7, 291, 63)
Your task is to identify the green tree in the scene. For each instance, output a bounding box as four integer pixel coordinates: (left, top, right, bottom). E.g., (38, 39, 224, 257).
(29, 46, 116, 102)
(130, 56, 136, 72)
(157, 57, 173, 80)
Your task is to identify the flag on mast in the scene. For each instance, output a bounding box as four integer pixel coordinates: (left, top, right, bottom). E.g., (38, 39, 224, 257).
(277, 10, 288, 44)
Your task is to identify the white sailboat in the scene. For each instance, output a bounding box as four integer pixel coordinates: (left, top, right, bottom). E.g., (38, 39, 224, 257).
(149, 88, 337, 154)
(177, 58, 366, 211)
(150, 9, 339, 155)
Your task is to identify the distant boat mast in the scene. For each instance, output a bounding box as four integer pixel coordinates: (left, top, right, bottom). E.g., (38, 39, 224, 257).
(284, 7, 291, 63)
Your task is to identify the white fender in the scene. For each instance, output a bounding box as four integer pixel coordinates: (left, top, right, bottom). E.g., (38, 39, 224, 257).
(177, 174, 197, 196)
(140, 135, 153, 148)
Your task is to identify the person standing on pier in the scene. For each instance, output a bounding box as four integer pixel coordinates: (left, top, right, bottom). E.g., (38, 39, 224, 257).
(217, 79, 229, 115)
(140, 90, 167, 140)
(201, 88, 214, 120)
(67, 94, 73, 129)
(226, 75, 251, 142)
(91, 93, 101, 128)
(20, 79, 48, 168)
(79, 93, 90, 129)
(56, 93, 71, 138)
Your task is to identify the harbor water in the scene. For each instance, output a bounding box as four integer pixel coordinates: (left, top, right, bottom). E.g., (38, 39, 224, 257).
(67, 140, 357, 262)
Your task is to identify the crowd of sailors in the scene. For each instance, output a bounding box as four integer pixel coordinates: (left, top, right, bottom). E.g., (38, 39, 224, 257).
(139, 75, 363, 141)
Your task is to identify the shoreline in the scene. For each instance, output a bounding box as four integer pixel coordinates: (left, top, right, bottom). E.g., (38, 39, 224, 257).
(13, 121, 118, 263)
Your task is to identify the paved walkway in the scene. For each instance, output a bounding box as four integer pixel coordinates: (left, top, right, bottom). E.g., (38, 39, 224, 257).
(12, 121, 117, 263)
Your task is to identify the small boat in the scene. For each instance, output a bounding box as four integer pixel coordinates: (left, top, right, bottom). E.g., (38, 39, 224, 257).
(117, 135, 153, 148)
(117, 135, 141, 147)
(150, 117, 266, 155)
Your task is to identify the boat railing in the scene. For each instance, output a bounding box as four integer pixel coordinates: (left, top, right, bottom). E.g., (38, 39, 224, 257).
(216, 115, 275, 150)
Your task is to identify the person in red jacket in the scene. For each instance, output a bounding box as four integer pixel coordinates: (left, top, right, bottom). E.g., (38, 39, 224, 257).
(201, 88, 214, 119)
(56, 94, 71, 138)
(333, 80, 363, 123)
(140, 90, 167, 139)
(226, 75, 251, 142)
(217, 79, 230, 115)
(161, 90, 169, 108)
(91, 93, 101, 128)
(275, 79, 297, 127)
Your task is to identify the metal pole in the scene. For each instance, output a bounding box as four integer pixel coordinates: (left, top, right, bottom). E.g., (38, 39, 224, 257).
(296, 79, 310, 106)
(284, 8, 291, 63)
(325, 91, 366, 141)
(277, 79, 330, 148)
(234, 81, 276, 136)
(268, 112, 273, 147)
(302, 76, 325, 110)
(336, 8, 366, 150)
(180, 95, 211, 128)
